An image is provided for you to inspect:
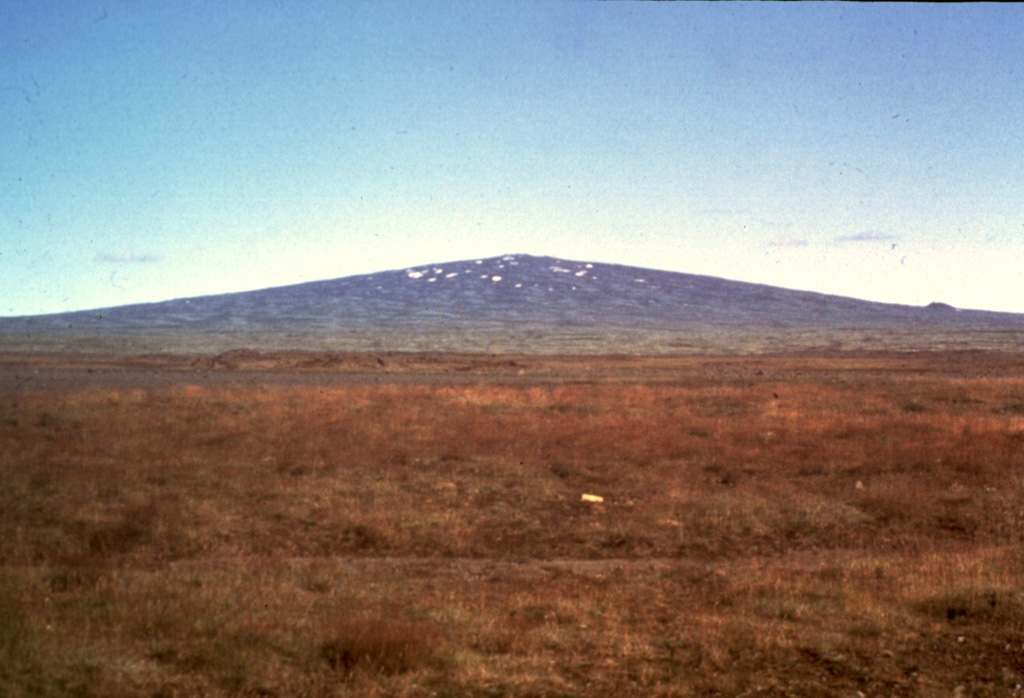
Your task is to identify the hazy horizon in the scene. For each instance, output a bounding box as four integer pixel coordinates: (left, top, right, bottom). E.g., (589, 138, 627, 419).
(3, 2, 1023, 316)
(3, 250, 1021, 319)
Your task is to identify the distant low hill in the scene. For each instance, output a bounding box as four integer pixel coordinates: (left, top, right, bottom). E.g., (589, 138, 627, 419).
(1, 254, 1021, 354)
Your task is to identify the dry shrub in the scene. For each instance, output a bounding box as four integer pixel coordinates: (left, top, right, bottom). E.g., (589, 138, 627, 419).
(319, 617, 440, 676)
(85, 502, 157, 556)
(914, 586, 1024, 624)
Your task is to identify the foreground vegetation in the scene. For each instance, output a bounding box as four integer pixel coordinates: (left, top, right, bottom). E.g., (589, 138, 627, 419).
(2, 352, 1024, 696)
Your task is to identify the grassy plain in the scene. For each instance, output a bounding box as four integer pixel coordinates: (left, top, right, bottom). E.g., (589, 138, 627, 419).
(2, 351, 1024, 696)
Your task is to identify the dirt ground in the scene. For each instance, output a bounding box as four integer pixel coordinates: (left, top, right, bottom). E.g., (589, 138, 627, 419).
(4, 349, 1024, 696)
(3, 347, 1021, 392)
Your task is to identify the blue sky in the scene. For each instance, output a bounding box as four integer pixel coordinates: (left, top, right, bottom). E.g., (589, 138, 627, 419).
(2, 1, 1023, 316)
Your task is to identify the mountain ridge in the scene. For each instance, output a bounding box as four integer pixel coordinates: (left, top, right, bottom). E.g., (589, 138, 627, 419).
(1, 254, 1021, 354)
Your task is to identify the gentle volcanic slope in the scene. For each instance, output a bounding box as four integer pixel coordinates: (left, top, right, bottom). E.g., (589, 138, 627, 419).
(1, 254, 1021, 354)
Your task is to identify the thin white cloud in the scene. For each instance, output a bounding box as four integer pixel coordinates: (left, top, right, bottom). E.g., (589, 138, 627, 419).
(835, 230, 898, 244)
(751, 218, 792, 230)
(96, 252, 162, 264)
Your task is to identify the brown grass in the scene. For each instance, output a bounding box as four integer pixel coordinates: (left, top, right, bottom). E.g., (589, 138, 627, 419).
(2, 351, 1024, 695)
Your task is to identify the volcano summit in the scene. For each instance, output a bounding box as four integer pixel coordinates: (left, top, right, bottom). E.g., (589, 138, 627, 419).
(1, 254, 1021, 354)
